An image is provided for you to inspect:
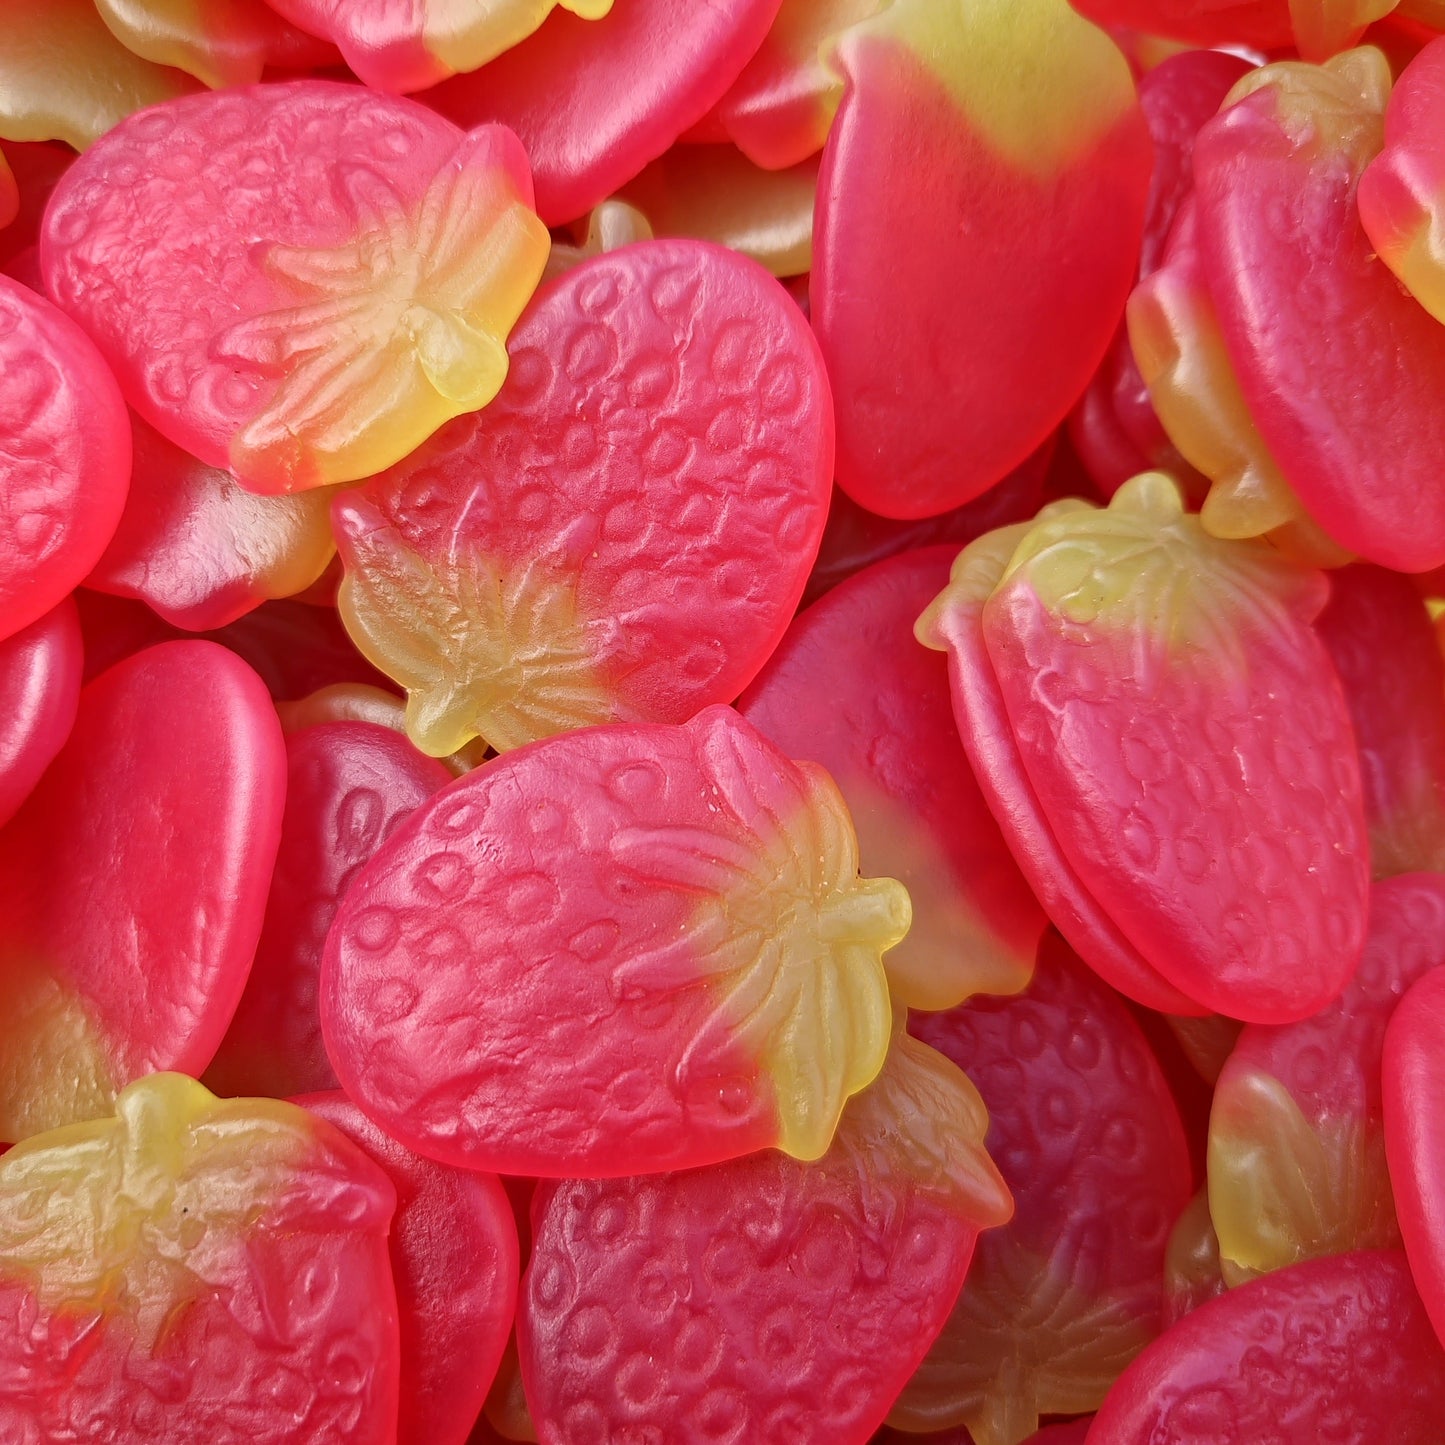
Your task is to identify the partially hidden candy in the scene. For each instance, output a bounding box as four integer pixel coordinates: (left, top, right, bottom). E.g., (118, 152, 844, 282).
(322, 706, 910, 1175)
(0, 598, 81, 830)
(0, 1073, 401, 1442)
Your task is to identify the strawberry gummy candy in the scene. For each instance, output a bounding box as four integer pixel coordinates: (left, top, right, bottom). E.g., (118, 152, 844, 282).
(322, 706, 910, 1176)
(0, 598, 80, 830)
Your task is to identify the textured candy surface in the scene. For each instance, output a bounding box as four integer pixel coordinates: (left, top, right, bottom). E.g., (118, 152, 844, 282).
(264, 0, 612, 93)
(42, 82, 549, 492)
(0, 642, 286, 1141)
(740, 547, 1044, 1012)
(519, 1030, 1011, 1445)
(0, 272, 130, 643)
(323, 707, 909, 1175)
(813, 0, 1150, 518)
(0, 598, 80, 830)
(300, 1092, 519, 1445)
(206, 722, 452, 1100)
(932, 473, 1369, 1022)
(1195, 49, 1445, 571)
(1209, 874, 1445, 1286)
(1318, 565, 1445, 876)
(422, 0, 784, 225)
(1383, 966, 1445, 1348)
(0, 0, 199, 150)
(0, 1074, 401, 1442)
(335, 240, 832, 758)
(87, 410, 335, 630)
(1087, 1251, 1445, 1441)
(895, 933, 1192, 1445)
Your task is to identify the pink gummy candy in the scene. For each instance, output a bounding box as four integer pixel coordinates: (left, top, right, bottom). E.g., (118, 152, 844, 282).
(0, 596, 80, 829)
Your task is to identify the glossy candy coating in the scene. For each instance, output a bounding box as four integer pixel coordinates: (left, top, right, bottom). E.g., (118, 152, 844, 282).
(300, 1092, 519, 1445)
(93, 0, 337, 89)
(88, 410, 336, 631)
(895, 934, 1192, 1445)
(1195, 49, 1445, 572)
(1208, 874, 1445, 1286)
(518, 1030, 1011, 1445)
(0, 642, 286, 1141)
(619, 145, 818, 278)
(1162, 1188, 1227, 1326)
(813, 0, 1151, 519)
(42, 82, 549, 493)
(708, 0, 887, 170)
(0, 599, 80, 830)
(335, 240, 832, 758)
(265, 0, 612, 93)
(918, 473, 1371, 1023)
(0, 1074, 401, 1442)
(0, 0, 199, 151)
(1318, 565, 1445, 876)
(324, 706, 910, 1175)
(0, 142, 72, 270)
(0, 153, 14, 231)
(422, 0, 785, 226)
(541, 199, 652, 283)
(1383, 966, 1445, 1348)
(206, 722, 452, 1101)
(0, 273, 131, 644)
(1068, 0, 1396, 58)
(740, 547, 1044, 1012)
(1087, 1251, 1445, 1442)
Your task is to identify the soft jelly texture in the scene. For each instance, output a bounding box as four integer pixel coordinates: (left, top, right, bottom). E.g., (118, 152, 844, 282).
(206, 722, 452, 1101)
(0, 642, 286, 1141)
(1208, 874, 1445, 1285)
(1162, 1188, 1227, 1325)
(0, 599, 80, 830)
(264, 0, 612, 93)
(0, 272, 131, 643)
(740, 546, 1044, 1012)
(1194, 49, 1445, 571)
(1318, 564, 1445, 876)
(518, 1030, 1011, 1445)
(92, 0, 338, 89)
(895, 934, 1192, 1445)
(813, 0, 1151, 518)
(87, 410, 336, 630)
(541, 199, 653, 283)
(422, 0, 785, 225)
(42, 82, 549, 493)
(1384, 966, 1445, 1350)
(323, 707, 910, 1175)
(1068, 0, 1396, 58)
(1087, 1251, 1445, 1442)
(300, 1093, 519, 1445)
(335, 240, 832, 759)
(0, 1074, 401, 1442)
(0, 143, 73, 270)
(918, 474, 1370, 1023)
(0, 0, 199, 151)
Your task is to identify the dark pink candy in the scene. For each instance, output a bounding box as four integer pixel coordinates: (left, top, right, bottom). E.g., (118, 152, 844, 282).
(205, 721, 452, 1100)
(422, 0, 784, 225)
(0, 597, 81, 829)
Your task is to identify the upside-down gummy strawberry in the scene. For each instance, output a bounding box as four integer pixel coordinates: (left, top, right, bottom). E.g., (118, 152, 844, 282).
(334, 239, 832, 759)
(205, 721, 453, 1101)
(0, 641, 285, 1141)
(0, 598, 80, 831)
(323, 706, 909, 1176)
(1088, 1251, 1445, 1441)
(0, 272, 130, 644)
(421, 0, 785, 226)
(894, 932, 1192, 1445)
(1208, 873, 1445, 1286)
(917, 473, 1371, 1023)
(1317, 565, 1445, 876)
(812, 0, 1151, 518)
(42, 81, 549, 493)
(740, 546, 1044, 1012)
(86, 410, 336, 631)
(299, 1092, 520, 1445)
(264, 0, 612, 93)
(0, 1074, 401, 1442)
(518, 1030, 1011, 1445)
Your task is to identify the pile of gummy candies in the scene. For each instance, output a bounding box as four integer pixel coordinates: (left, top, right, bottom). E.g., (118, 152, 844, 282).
(12, 0, 1445, 1440)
